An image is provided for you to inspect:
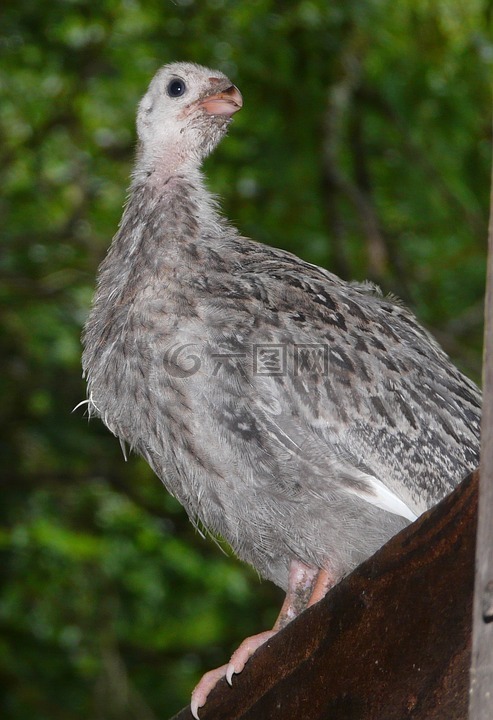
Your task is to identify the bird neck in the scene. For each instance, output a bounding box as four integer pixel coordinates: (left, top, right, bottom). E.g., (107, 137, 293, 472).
(135, 168, 221, 227)
(132, 139, 203, 186)
(110, 167, 226, 271)
(86, 169, 226, 337)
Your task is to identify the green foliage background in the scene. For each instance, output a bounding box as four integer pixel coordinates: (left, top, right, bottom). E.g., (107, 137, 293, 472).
(1, 1, 491, 717)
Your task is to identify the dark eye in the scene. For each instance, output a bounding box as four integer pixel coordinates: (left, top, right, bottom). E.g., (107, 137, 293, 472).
(167, 78, 186, 97)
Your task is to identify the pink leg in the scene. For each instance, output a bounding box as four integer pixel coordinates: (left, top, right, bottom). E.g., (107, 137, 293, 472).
(307, 567, 336, 607)
(191, 559, 332, 718)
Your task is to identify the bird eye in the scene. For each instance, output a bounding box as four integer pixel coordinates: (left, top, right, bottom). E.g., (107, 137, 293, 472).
(167, 78, 186, 98)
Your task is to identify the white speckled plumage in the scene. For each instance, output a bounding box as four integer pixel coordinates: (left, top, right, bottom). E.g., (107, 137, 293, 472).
(82, 62, 481, 712)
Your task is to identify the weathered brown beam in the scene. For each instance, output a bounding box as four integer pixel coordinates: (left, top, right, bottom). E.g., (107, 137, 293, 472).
(170, 469, 477, 720)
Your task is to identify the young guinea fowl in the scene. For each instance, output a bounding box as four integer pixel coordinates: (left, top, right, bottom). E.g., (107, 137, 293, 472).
(82, 62, 481, 717)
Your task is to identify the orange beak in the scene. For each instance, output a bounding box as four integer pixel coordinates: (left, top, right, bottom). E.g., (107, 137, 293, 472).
(199, 85, 243, 118)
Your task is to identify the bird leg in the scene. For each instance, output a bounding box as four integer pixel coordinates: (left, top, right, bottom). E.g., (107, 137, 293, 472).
(190, 559, 335, 718)
(306, 567, 336, 607)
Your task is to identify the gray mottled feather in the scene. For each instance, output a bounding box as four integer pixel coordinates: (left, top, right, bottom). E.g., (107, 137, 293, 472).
(82, 63, 481, 591)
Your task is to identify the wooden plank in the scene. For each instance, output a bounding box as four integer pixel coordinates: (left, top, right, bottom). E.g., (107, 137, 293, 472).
(170, 470, 478, 720)
(469, 156, 493, 719)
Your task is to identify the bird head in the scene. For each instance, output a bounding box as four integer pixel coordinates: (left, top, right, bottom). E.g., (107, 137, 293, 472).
(135, 62, 242, 176)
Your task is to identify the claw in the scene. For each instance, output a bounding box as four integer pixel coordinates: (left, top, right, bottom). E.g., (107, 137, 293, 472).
(190, 697, 200, 720)
(226, 663, 236, 686)
(188, 561, 332, 715)
(190, 663, 228, 719)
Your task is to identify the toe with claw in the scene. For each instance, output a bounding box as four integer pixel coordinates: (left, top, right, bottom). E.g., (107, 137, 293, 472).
(188, 560, 336, 717)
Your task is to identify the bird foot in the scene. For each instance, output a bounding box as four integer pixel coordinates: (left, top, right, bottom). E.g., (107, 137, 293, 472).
(189, 560, 335, 718)
(226, 630, 277, 682)
(190, 630, 276, 718)
(191, 663, 228, 719)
